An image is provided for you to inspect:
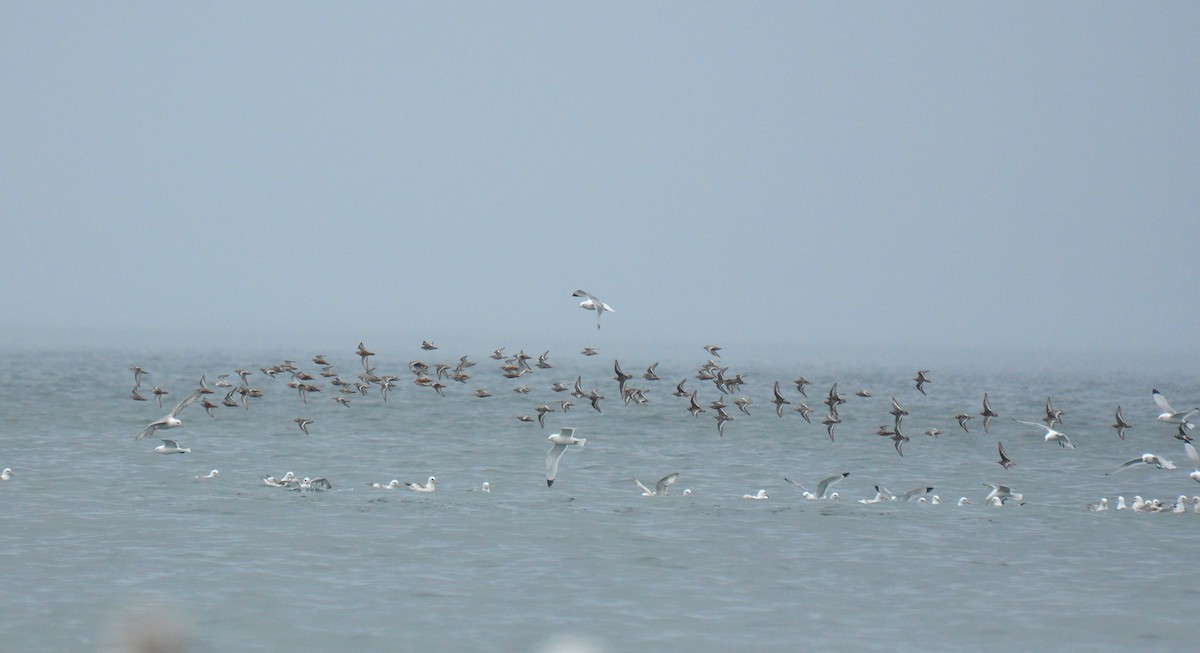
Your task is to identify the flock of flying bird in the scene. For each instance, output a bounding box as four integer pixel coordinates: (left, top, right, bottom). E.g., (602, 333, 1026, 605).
(20, 289, 1188, 512)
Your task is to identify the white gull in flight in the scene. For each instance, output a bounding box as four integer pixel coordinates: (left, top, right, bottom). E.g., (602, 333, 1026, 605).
(572, 290, 615, 330)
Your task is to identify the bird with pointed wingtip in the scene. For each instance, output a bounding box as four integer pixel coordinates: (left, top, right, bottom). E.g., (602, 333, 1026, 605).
(704, 345, 722, 357)
(984, 483, 1023, 504)
(1112, 405, 1131, 440)
(793, 377, 812, 396)
(1013, 418, 1075, 449)
(1111, 453, 1177, 473)
(535, 405, 555, 428)
(293, 418, 313, 435)
(572, 290, 615, 329)
(356, 342, 374, 370)
(1043, 397, 1064, 426)
(634, 472, 680, 496)
(715, 409, 733, 436)
(642, 362, 660, 381)
(795, 403, 813, 423)
(1152, 389, 1198, 428)
(1175, 425, 1194, 443)
(1183, 443, 1200, 484)
(545, 428, 585, 487)
(997, 441, 1015, 469)
(954, 413, 973, 433)
(889, 426, 910, 457)
(821, 411, 840, 441)
(825, 383, 846, 409)
(672, 379, 689, 398)
(980, 393, 999, 432)
(613, 360, 632, 396)
(154, 438, 190, 454)
(770, 381, 791, 417)
(135, 390, 203, 440)
(686, 391, 706, 417)
(783, 472, 849, 500)
(913, 370, 930, 395)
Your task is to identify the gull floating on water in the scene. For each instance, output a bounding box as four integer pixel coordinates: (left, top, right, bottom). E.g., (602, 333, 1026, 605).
(956, 497, 970, 506)
(406, 476, 437, 492)
(1, 468, 12, 480)
(572, 290, 615, 329)
(546, 427, 585, 487)
(153, 439, 190, 454)
(742, 490, 768, 500)
(1086, 498, 1109, 512)
(634, 472, 680, 496)
(370, 480, 402, 489)
(783, 472, 849, 500)
(297, 477, 332, 491)
(1152, 389, 1198, 429)
(263, 472, 298, 488)
(195, 469, 219, 479)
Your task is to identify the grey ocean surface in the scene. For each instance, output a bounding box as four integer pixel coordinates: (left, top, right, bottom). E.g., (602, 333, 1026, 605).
(2, 343, 1198, 652)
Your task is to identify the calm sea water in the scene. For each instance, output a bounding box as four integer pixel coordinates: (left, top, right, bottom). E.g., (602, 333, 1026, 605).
(1, 342, 1198, 652)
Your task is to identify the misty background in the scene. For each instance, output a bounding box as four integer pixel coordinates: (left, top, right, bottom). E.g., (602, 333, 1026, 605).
(2, 3, 1196, 368)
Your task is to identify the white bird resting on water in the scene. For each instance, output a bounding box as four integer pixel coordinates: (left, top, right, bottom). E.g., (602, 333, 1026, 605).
(1, 468, 12, 480)
(742, 489, 768, 500)
(263, 471, 298, 488)
(406, 476, 437, 492)
(545, 427, 586, 487)
(1152, 388, 1198, 429)
(634, 472, 680, 496)
(783, 472, 849, 499)
(369, 480, 402, 489)
(571, 290, 615, 329)
(195, 469, 219, 479)
(135, 389, 203, 440)
(296, 477, 332, 491)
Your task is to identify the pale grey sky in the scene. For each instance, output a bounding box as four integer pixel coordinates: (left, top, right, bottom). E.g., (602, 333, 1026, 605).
(2, 3, 1196, 362)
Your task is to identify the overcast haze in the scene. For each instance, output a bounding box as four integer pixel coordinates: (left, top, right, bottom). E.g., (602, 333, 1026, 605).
(2, 3, 1197, 364)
